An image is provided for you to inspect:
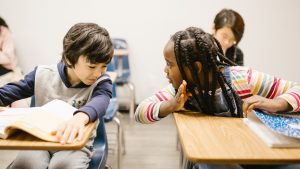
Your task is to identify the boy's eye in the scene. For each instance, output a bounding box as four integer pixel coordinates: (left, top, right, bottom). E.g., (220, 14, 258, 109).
(88, 66, 96, 69)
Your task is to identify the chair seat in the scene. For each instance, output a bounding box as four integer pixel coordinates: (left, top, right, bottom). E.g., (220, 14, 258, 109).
(104, 98, 118, 122)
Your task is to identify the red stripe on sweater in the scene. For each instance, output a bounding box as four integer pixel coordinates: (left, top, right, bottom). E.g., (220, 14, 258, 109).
(155, 93, 163, 101)
(247, 69, 252, 84)
(289, 92, 300, 111)
(266, 78, 278, 98)
(158, 91, 168, 101)
(240, 94, 253, 99)
(146, 103, 155, 122)
(270, 79, 281, 99)
(236, 89, 251, 95)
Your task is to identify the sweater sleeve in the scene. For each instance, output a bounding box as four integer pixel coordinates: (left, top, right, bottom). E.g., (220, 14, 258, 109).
(0, 68, 35, 106)
(248, 68, 300, 112)
(135, 84, 176, 124)
(76, 76, 112, 122)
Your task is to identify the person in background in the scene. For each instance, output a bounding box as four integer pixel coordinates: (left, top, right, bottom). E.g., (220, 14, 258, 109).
(0, 22, 114, 169)
(135, 26, 300, 169)
(212, 8, 245, 65)
(0, 16, 28, 107)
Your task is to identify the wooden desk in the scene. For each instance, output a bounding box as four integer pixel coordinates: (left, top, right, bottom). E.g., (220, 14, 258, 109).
(173, 112, 300, 164)
(0, 121, 96, 150)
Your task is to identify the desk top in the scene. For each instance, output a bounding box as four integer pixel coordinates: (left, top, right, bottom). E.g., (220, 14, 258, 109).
(114, 49, 128, 56)
(173, 112, 300, 164)
(0, 121, 96, 150)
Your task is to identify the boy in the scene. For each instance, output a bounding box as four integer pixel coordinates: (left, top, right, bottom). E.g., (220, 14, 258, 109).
(0, 23, 114, 169)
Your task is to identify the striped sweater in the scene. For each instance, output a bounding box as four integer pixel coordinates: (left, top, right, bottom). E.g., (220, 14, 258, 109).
(135, 66, 300, 124)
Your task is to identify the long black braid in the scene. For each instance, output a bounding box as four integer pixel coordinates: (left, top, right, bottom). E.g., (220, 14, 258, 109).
(171, 27, 243, 117)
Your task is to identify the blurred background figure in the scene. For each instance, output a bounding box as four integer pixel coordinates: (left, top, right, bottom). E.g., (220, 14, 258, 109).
(0, 16, 28, 107)
(212, 8, 245, 65)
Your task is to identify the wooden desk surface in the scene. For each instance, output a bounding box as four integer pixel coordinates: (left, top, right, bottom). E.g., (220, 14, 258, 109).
(114, 49, 128, 56)
(173, 112, 300, 164)
(0, 119, 97, 150)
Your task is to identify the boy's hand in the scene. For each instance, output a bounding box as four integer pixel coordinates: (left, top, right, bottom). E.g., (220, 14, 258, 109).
(52, 112, 89, 144)
(243, 95, 291, 117)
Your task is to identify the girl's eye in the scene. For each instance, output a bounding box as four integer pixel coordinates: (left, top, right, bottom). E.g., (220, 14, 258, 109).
(167, 62, 173, 68)
(88, 66, 96, 69)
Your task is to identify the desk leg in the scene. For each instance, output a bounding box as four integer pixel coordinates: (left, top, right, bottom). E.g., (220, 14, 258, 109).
(180, 145, 194, 169)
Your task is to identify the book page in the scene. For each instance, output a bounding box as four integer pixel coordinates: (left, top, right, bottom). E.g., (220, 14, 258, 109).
(41, 99, 76, 121)
(0, 107, 40, 138)
(5, 110, 68, 142)
(1, 99, 76, 142)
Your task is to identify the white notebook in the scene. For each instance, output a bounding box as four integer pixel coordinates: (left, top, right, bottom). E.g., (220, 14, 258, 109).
(244, 110, 300, 148)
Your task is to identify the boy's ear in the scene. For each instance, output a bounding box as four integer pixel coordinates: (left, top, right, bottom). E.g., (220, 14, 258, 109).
(63, 55, 73, 68)
(211, 24, 216, 35)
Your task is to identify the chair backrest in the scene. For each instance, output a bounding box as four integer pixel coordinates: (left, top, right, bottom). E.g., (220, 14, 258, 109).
(112, 38, 128, 49)
(112, 38, 130, 84)
(107, 57, 117, 98)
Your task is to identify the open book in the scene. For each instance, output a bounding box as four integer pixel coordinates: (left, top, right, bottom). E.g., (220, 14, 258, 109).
(0, 99, 76, 142)
(244, 109, 300, 148)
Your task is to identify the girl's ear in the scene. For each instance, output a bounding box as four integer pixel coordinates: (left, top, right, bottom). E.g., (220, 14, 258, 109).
(211, 24, 216, 35)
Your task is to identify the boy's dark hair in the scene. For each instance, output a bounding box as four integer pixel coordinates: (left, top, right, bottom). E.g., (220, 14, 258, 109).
(62, 23, 113, 67)
(214, 9, 245, 44)
(0, 16, 9, 28)
(171, 27, 243, 117)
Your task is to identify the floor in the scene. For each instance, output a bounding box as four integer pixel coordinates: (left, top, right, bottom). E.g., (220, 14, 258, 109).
(0, 112, 180, 169)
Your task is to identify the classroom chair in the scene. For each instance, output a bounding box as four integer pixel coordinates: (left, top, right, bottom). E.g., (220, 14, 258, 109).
(88, 117, 108, 169)
(105, 59, 126, 169)
(112, 38, 136, 119)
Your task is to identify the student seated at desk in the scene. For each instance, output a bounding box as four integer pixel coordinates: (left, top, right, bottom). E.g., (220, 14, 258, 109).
(135, 27, 300, 169)
(211, 8, 245, 66)
(0, 16, 28, 107)
(0, 23, 114, 169)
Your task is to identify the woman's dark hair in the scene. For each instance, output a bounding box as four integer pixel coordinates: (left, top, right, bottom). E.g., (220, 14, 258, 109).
(171, 27, 243, 117)
(214, 9, 244, 44)
(0, 16, 9, 28)
(62, 23, 113, 67)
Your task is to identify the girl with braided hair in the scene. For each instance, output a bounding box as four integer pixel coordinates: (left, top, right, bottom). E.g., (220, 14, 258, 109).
(135, 26, 300, 123)
(135, 26, 300, 168)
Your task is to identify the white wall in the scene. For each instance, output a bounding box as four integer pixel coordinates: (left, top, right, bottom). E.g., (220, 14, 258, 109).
(1, 0, 300, 103)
